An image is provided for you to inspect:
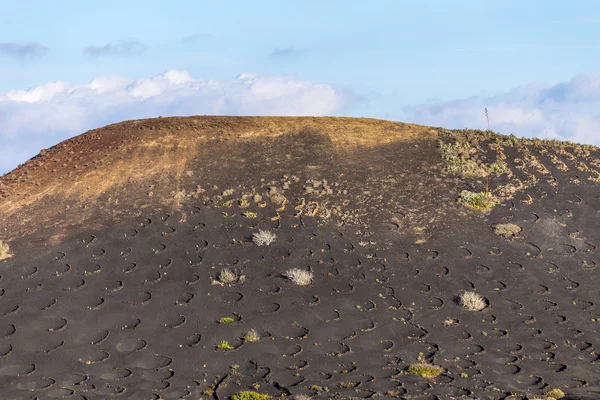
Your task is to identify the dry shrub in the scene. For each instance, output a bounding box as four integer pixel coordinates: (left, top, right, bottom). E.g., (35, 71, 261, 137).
(284, 268, 313, 286)
(217, 268, 237, 284)
(459, 291, 487, 311)
(252, 230, 277, 246)
(0, 240, 12, 261)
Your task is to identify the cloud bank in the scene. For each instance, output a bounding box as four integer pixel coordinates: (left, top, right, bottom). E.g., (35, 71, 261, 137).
(0, 42, 48, 59)
(0, 70, 351, 174)
(84, 40, 148, 57)
(404, 73, 600, 146)
(271, 46, 295, 58)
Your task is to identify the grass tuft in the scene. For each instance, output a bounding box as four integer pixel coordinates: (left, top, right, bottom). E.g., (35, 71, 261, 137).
(216, 340, 234, 351)
(284, 268, 313, 286)
(218, 268, 238, 284)
(407, 363, 445, 378)
(243, 329, 260, 342)
(459, 291, 487, 311)
(252, 230, 277, 246)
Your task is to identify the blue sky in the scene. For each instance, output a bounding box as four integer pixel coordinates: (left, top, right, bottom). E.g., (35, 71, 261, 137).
(1, 1, 600, 173)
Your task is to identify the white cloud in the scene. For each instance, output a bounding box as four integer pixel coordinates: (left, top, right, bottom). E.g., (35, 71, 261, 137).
(6, 81, 70, 103)
(0, 70, 352, 174)
(404, 73, 600, 146)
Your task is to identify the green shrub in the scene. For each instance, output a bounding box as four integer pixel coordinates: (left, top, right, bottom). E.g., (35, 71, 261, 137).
(230, 391, 270, 400)
(407, 363, 444, 378)
(545, 388, 565, 399)
(458, 190, 498, 210)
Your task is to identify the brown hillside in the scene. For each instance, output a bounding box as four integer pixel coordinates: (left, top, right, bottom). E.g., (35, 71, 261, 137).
(0, 116, 444, 242)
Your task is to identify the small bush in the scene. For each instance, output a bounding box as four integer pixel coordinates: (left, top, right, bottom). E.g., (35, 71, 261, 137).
(284, 268, 313, 286)
(231, 391, 270, 400)
(243, 329, 260, 342)
(545, 388, 565, 399)
(218, 317, 235, 324)
(407, 363, 445, 378)
(218, 268, 238, 284)
(0, 240, 12, 261)
(489, 161, 511, 176)
(252, 230, 277, 246)
(459, 291, 487, 311)
(494, 223, 521, 238)
(216, 341, 234, 351)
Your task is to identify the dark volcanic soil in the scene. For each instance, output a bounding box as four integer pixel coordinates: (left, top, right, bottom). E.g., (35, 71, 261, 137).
(0, 116, 599, 399)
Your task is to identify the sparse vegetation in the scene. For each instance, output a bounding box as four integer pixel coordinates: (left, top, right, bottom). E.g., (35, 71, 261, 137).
(0, 240, 12, 261)
(252, 230, 277, 246)
(407, 363, 445, 378)
(243, 329, 260, 342)
(217, 268, 238, 284)
(218, 317, 235, 324)
(439, 139, 511, 179)
(494, 223, 521, 238)
(459, 291, 487, 311)
(309, 385, 329, 393)
(230, 391, 270, 400)
(284, 268, 313, 286)
(216, 341, 234, 351)
(545, 388, 565, 399)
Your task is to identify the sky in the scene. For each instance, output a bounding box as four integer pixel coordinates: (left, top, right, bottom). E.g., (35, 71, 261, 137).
(1, 1, 600, 174)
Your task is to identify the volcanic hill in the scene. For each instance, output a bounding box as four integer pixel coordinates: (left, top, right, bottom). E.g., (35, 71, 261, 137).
(0, 116, 599, 399)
